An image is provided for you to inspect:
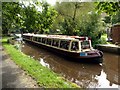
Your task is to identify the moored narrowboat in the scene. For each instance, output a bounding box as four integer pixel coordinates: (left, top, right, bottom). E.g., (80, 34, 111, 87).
(22, 33, 103, 63)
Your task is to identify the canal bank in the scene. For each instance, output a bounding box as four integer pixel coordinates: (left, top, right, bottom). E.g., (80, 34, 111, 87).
(2, 50, 39, 88)
(96, 44, 120, 55)
(2, 37, 79, 88)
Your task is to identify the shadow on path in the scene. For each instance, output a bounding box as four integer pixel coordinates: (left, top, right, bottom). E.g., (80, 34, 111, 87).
(2, 66, 17, 88)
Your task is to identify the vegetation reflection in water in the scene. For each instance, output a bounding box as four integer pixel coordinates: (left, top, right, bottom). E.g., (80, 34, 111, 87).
(21, 42, 119, 88)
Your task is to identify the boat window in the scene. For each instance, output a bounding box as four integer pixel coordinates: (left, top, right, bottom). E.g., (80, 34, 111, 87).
(33, 37, 38, 41)
(24, 36, 30, 39)
(60, 40, 70, 50)
(30, 36, 32, 40)
(38, 37, 42, 42)
(46, 38, 52, 45)
(41, 38, 46, 44)
(23, 35, 26, 39)
(33, 37, 34, 40)
(71, 41, 79, 51)
(81, 40, 90, 49)
(52, 39, 59, 47)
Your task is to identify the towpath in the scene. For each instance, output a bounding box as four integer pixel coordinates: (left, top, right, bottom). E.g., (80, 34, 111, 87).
(1, 46, 40, 88)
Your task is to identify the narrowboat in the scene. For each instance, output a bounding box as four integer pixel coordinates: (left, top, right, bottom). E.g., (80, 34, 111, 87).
(22, 33, 103, 63)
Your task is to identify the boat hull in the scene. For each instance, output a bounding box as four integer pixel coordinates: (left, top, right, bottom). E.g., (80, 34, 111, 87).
(23, 39, 103, 63)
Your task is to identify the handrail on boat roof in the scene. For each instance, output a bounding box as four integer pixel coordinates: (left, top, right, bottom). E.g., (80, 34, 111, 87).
(23, 33, 90, 41)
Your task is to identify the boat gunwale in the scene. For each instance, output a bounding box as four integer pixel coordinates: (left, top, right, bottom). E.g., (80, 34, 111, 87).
(23, 38, 102, 59)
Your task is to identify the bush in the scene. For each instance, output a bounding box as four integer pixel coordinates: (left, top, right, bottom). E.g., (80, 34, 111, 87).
(79, 12, 105, 47)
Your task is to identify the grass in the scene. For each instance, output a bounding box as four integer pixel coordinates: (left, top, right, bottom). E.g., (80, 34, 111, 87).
(2, 37, 80, 88)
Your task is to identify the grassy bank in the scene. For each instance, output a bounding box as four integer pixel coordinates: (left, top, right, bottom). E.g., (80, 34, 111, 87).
(2, 37, 80, 88)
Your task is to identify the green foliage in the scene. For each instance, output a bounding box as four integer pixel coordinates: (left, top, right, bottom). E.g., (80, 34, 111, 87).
(2, 2, 111, 46)
(103, 16, 111, 24)
(2, 2, 22, 35)
(54, 2, 105, 46)
(79, 12, 105, 46)
(100, 10, 120, 28)
(54, 2, 96, 35)
(22, 1, 58, 34)
(22, 3, 41, 33)
(2, 1, 58, 35)
(94, 34, 107, 46)
(2, 37, 79, 88)
(99, 34, 107, 44)
(95, 2, 120, 27)
(60, 18, 77, 35)
(112, 11, 120, 24)
(95, 2, 120, 16)
(39, 2, 58, 34)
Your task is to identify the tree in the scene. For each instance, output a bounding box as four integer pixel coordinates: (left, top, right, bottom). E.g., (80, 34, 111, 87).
(20, 1, 58, 34)
(2, 1, 58, 35)
(2, 2, 23, 35)
(53, 2, 105, 46)
(79, 12, 105, 46)
(96, 2, 120, 27)
(55, 2, 82, 35)
(96, 2, 120, 16)
(40, 2, 58, 34)
(54, 2, 95, 35)
(22, 3, 41, 33)
(112, 11, 120, 24)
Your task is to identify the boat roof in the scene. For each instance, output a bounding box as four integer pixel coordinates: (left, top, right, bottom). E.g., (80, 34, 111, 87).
(23, 33, 90, 41)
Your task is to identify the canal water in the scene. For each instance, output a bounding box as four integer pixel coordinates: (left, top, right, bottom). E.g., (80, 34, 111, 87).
(21, 42, 119, 88)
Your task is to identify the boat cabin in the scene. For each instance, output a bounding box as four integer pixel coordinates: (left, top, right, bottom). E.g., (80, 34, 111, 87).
(23, 34, 92, 53)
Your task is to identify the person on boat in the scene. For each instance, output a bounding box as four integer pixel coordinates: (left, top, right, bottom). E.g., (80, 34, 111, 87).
(72, 42, 78, 51)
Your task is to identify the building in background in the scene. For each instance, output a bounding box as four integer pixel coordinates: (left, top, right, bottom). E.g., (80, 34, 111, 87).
(111, 24, 120, 45)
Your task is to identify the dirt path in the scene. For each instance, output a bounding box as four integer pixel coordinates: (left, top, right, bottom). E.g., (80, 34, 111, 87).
(1, 47, 40, 88)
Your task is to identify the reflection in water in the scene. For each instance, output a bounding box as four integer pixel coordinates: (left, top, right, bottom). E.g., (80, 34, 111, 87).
(102, 53, 119, 88)
(40, 58, 49, 68)
(21, 42, 119, 88)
